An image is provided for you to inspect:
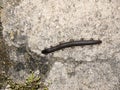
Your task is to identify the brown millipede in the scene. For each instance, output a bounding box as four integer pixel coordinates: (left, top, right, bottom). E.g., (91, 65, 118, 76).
(41, 39, 102, 55)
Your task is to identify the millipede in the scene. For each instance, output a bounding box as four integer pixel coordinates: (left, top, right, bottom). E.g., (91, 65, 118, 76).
(41, 39, 102, 55)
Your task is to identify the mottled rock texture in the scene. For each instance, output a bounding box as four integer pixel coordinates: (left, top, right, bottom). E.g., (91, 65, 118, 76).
(1, 0, 120, 90)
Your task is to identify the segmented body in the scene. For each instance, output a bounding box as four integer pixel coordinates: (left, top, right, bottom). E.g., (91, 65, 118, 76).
(42, 39, 102, 55)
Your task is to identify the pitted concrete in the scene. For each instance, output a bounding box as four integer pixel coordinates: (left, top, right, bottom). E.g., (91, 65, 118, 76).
(1, 0, 120, 90)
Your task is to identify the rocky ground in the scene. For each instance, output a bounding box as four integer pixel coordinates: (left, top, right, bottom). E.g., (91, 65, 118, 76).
(0, 2, 48, 90)
(1, 0, 120, 90)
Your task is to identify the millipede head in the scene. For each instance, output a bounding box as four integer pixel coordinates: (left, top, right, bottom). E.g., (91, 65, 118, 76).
(41, 49, 48, 54)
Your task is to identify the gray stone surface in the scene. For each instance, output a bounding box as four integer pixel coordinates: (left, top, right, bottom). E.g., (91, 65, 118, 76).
(1, 0, 120, 90)
(47, 61, 119, 90)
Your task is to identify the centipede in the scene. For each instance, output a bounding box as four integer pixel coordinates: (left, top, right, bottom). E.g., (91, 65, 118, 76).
(41, 39, 102, 55)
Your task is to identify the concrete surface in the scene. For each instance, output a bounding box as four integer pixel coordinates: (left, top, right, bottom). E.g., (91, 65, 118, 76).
(1, 0, 120, 90)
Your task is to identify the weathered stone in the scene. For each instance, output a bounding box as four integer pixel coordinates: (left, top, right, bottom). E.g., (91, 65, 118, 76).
(1, 0, 120, 90)
(46, 62, 119, 90)
(2, 0, 120, 61)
